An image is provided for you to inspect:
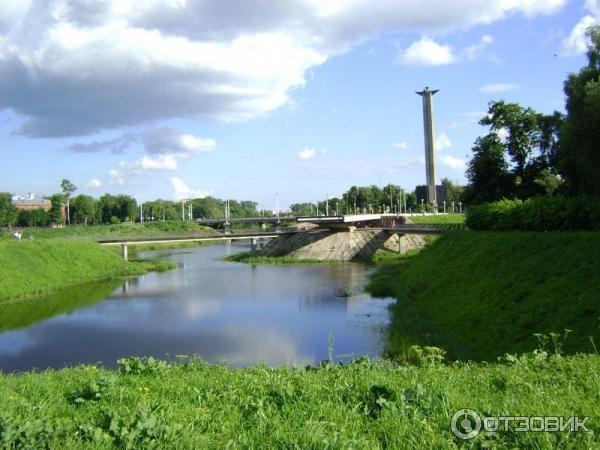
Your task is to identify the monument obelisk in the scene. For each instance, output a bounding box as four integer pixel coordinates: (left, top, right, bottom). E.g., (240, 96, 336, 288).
(416, 87, 439, 206)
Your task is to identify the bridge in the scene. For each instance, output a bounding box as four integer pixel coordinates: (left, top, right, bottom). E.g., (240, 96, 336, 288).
(100, 214, 460, 260)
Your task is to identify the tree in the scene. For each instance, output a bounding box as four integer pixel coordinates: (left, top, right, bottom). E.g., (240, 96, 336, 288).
(0, 193, 18, 227)
(71, 195, 96, 225)
(49, 194, 65, 225)
(60, 179, 77, 225)
(558, 26, 600, 195)
(465, 134, 514, 204)
(479, 101, 539, 185)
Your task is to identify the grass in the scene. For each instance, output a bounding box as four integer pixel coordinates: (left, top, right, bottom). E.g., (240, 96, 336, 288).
(224, 251, 342, 264)
(366, 231, 600, 361)
(19, 221, 217, 241)
(0, 240, 175, 301)
(409, 213, 465, 225)
(0, 354, 597, 448)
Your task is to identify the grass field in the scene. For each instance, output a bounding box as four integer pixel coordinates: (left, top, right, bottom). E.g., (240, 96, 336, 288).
(0, 240, 174, 301)
(11, 221, 218, 241)
(367, 231, 600, 361)
(0, 354, 597, 449)
(409, 213, 465, 225)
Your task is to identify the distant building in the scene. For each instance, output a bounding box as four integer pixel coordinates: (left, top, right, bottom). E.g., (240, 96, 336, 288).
(12, 193, 52, 212)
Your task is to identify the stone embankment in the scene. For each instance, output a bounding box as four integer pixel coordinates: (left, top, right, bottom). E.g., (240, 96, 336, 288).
(260, 227, 425, 261)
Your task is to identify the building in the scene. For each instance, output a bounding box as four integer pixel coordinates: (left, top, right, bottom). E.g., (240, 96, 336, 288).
(12, 193, 52, 212)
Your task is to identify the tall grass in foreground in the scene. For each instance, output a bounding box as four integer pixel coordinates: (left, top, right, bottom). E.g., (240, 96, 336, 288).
(0, 353, 597, 448)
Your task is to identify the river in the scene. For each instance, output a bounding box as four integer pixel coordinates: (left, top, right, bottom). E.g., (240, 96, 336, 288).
(0, 243, 394, 372)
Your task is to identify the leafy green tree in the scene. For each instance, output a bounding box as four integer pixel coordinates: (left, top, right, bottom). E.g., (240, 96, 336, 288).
(49, 194, 65, 225)
(558, 26, 600, 195)
(479, 101, 539, 184)
(465, 134, 514, 204)
(60, 179, 77, 225)
(0, 193, 18, 227)
(71, 195, 96, 225)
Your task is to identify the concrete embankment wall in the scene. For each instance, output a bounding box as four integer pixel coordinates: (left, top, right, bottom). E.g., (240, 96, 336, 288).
(261, 230, 425, 261)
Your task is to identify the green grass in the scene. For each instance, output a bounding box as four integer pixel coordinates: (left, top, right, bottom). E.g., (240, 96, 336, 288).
(367, 231, 600, 361)
(224, 251, 342, 264)
(0, 240, 174, 301)
(20, 221, 217, 241)
(409, 213, 465, 225)
(0, 354, 597, 448)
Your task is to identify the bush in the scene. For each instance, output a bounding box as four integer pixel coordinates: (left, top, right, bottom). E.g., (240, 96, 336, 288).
(466, 196, 600, 231)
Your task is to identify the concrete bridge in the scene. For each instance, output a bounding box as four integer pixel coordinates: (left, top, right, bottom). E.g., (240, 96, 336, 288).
(101, 214, 459, 260)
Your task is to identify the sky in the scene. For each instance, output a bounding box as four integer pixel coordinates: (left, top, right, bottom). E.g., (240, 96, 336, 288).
(0, 0, 598, 209)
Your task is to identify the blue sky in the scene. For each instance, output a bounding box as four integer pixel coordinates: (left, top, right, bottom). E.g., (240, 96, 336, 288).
(0, 0, 597, 209)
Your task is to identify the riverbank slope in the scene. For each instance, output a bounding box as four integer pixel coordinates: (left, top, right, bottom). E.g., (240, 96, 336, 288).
(0, 240, 170, 301)
(0, 354, 597, 448)
(367, 231, 600, 360)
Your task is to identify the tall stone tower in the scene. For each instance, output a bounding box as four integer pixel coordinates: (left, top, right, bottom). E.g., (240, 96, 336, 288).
(416, 87, 439, 205)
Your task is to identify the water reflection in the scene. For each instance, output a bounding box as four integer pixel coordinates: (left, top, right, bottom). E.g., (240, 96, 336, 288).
(0, 243, 393, 372)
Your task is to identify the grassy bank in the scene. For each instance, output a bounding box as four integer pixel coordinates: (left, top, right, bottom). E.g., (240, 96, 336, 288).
(224, 251, 341, 264)
(12, 221, 218, 241)
(409, 213, 465, 225)
(0, 240, 174, 301)
(0, 354, 597, 448)
(367, 231, 600, 361)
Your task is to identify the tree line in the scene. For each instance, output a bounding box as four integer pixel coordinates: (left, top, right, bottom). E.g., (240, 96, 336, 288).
(465, 27, 600, 204)
(0, 180, 261, 228)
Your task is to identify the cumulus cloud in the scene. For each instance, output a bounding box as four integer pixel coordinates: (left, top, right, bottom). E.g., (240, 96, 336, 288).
(440, 155, 466, 170)
(171, 177, 210, 200)
(399, 38, 455, 66)
(297, 147, 317, 160)
(436, 133, 452, 150)
(0, 0, 568, 137)
(479, 83, 522, 93)
(561, 15, 598, 55)
(393, 141, 410, 149)
(399, 34, 496, 66)
(85, 178, 102, 189)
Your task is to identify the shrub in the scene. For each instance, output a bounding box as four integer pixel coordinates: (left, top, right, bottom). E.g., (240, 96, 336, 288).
(466, 196, 600, 231)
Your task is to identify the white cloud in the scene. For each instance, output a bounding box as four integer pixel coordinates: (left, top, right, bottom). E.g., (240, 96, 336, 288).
(436, 133, 452, 151)
(560, 0, 600, 56)
(462, 35, 494, 61)
(0, 1, 568, 137)
(393, 142, 410, 149)
(440, 155, 466, 171)
(108, 154, 178, 184)
(399, 34, 495, 66)
(399, 37, 455, 66)
(297, 147, 317, 160)
(171, 177, 210, 200)
(85, 178, 102, 189)
(561, 15, 598, 55)
(479, 83, 522, 93)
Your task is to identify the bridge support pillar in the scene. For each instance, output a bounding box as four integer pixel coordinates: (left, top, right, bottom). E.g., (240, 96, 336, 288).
(260, 222, 267, 231)
(121, 243, 128, 261)
(250, 238, 257, 254)
(224, 223, 231, 235)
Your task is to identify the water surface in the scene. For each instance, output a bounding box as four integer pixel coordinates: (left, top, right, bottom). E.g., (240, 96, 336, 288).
(0, 243, 393, 372)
